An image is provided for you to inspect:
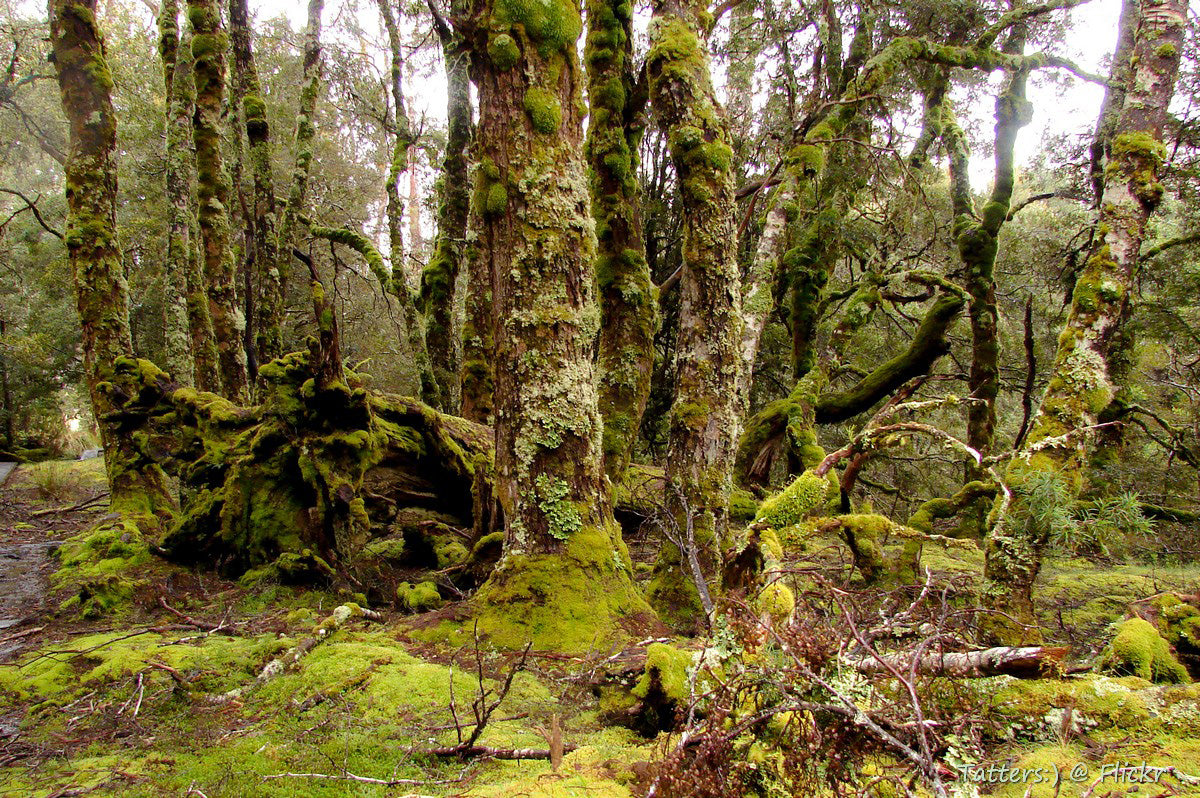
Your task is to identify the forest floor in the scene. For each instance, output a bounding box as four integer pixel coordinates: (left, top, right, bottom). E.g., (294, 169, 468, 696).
(1, 460, 1199, 797)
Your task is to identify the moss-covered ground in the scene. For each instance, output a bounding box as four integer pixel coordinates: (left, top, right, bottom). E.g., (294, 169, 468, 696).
(4, 461, 1200, 796)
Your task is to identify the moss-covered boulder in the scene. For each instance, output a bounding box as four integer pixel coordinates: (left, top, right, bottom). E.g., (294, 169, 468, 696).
(1099, 618, 1190, 684)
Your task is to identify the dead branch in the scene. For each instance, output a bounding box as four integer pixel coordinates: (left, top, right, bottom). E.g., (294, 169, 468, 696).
(843, 645, 1069, 679)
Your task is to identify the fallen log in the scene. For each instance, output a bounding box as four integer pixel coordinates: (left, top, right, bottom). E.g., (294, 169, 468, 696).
(844, 645, 1069, 679)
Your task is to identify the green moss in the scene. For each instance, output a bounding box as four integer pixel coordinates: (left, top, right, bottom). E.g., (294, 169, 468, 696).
(53, 516, 154, 618)
(430, 523, 651, 653)
(755, 470, 833, 528)
(633, 643, 693, 703)
(397, 580, 443, 612)
(485, 181, 509, 216)
(534, 474, 584, 539)
(524, 87, 562, 134)
(488, 33, 521, 69)
(729, 488, 760, 524)
(493, 0, 582, 56)
(755, 581, 795, 623)
(1100, 619, 1190, 684)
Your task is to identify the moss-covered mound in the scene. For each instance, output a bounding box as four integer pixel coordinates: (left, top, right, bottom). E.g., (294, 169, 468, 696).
(106, 354, 497, 594)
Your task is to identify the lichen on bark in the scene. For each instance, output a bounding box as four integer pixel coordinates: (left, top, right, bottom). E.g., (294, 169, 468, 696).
(461, 0, 655, 650)
(644, 0, 744, 626)
(983, 0, 1186, 644)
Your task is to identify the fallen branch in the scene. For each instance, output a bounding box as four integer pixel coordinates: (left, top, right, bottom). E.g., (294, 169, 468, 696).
(843, 645, 1069, 679)
(424, 743, 576, 761)
(205, 603, 380, 705)
(30, 493, 109, 517)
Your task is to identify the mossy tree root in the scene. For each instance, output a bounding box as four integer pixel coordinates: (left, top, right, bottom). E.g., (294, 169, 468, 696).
(105, 354, 496, 588)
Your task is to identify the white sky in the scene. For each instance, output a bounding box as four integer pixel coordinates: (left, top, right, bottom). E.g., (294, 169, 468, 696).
(244, 0, 1131, 191)
(17, 0, 1154, 223)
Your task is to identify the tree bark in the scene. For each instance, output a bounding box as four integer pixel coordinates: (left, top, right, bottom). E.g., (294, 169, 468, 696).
(49, 0, 174, 519)
(376, 0, 441, 409)
(421, 0, 471, 414)
(587, 0, 657, 481)
(260, 0, 324, 365)
(464, 0, 654, 650)
(983, 0, 1186, 644)
(229, 0, 278, 382)
(644, 0, 744, 629)
(189, 0, 250, 403)
(845, 645, 1068, 679)
(157, 0, 195, 386)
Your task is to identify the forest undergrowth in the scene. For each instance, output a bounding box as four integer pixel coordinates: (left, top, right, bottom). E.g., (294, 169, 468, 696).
(3, 460, 1200, 798)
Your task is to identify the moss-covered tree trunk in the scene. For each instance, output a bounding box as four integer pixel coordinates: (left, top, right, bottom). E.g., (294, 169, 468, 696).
(229, 0, 278, 384)
(377, 0, 441, 409)
(421, 0, 471, 414)
(162, 1, 219, 393)
(157, 0, 195, 386)
(50, 0, 174, 520)
(982, 0, 1186, 643)
(644, 0, 743, 628)
(464, 0, 654, 650)
(259, 0, 324, 365)
(944, 26, 1030, 537)
(586, 0, 657, 480)
(188, 0, 250, 403)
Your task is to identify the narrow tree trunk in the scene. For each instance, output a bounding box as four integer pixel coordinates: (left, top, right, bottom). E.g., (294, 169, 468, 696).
(49, 0, 174, 519)
(587, 0, 656, 480)
(645, 0, 743, 628)
(421, 0, 471, 413)
(260, 0, 324, 365)
(982, 0, 1186, 644)
(944, 26, 1030, 537)
(157, 0, 195, 385)
(229, 0, 278, 380)
(377, 0, 441, 409)
(189, 0, 250, 403)
(736, 178, 794, 411)
(0, 316, 13, 448)
(465, 0, 654, 650)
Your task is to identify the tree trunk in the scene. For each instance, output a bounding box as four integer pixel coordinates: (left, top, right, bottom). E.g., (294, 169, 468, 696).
(464, 0, 655, 651)
(377, 0, 441, 409)
(260, 0, 324, 365)
(587, 0, 657, 480)
(157, 0, 195, 386)
(421, 0, 471, 414)
(644, 0, 743, 629)
(188, 0, 250, 403)
(49, 0, 174, 519)
(229, 0, 278, 383)
(982, 0, 1186, 644)
(944, 25, 1030, 536)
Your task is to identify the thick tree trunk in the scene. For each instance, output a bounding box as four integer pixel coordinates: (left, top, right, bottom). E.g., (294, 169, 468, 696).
(259, 0, 324, 365)
(464, 0, 654, 650)
(587, 0, 657, 480)
(982, 0, 1186, 644)
(50, 0, 174, 520)
(421, 0, 471, 414)
(377, 0, 441, 409)
(189, 0, 250, 403)
(644, 0, 744, 630)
